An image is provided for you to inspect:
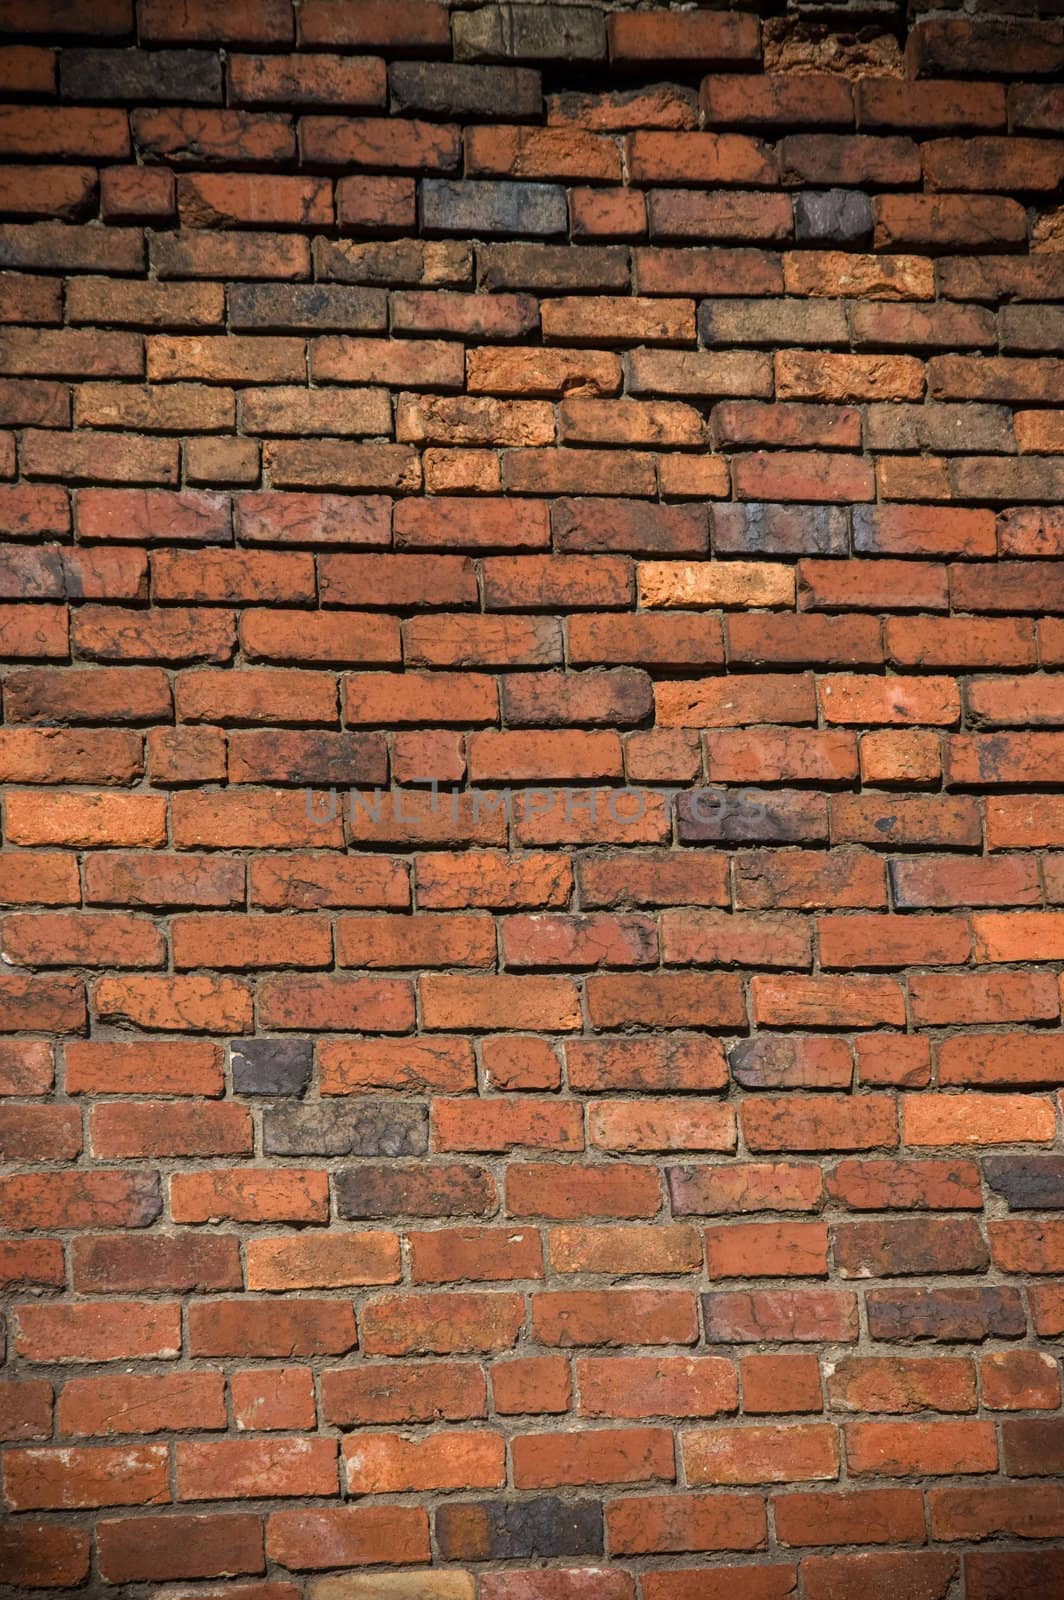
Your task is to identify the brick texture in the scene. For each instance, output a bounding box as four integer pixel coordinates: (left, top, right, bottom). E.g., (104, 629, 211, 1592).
(0, 0, 1063, 1594)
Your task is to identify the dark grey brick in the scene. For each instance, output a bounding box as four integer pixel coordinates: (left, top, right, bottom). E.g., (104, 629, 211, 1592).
(478, 243, 630, 293)
(1000, 304, 1064, 353)
(713, 503, 848, 557)
(231, 1038, 312, 1097)
(454, 5, 606, 63)
(313, 237, 473, 288)
(677, 789, 828, 845)
(864, 402, 1016, 455)
(436, 1497, 603, 1560)
(60, 49, 222, 103)
(0, 224, 143, 275)
(263, 1101, 427, 1157)
(228, 283, 386, 333)
(984, 1154, 1064, 1210)
(420, 180, 567, 239)
(794, 189, 873, 245)
(390, 61, 541, 119)
(335, 1162, 494, 1219)
(698, 297, 848, 347)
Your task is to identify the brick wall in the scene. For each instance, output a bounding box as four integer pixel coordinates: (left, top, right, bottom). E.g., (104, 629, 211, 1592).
(1, 0, 1064, 1596)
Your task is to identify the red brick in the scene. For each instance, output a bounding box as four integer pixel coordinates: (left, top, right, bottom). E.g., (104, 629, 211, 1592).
(980, 1350, 1061, 1411)
(705, 1221, 828, 1278)
(360, 1292, 524, 1356)
(0, 971, 85, 1032)
(176, 1437, 338, 1500)
(875, 194, 1026, 250)
(0, 1377, 53, 1440)
(265, 1505, 429, 1570)
(93, 973, 253, 1033)
(835, 1217, 988, 1277)
(775, 1487, 925, 1547)
(0, 1240, 63, 1289)
(101, 165, 175, 222)
(827, 1158, 982, 1213)
(740, 1092, 894, 1156)
(909, 970, 1059, 1026)
(683, 1424, 840, 1485)
(97, 1511, 265, 1584)
(590, 1099, 736, 1153)
(784, 251, 934, 301)
(0, 1102, 80, 1161)
(742, 1354, 822, 1416)
(571, 185, 647, 240)
(705, 1288, 858, 1346)
(513, 1424, 676, 1487)
(303, 114, 457, 171)
(89, 1100, 252, 1160)
(421, 974, 580, 1032)
(728, 1036, 852, 1092)
(586, 972, 745, 1030)
(230, 1368, 316, 1433)
(0, 1169, 158, 1230)
(855, 1035, 931, 1089)
(71, 1234, 241, 1296)
(189, 1299, 356, 1359)
(0, 1521, 89, 1589)
(13, 1300, 180, 1363)
(2, 909, 163, 968)
(179, 172, 332, 229)
(0, 1039, 55, 1095)
(704, 72, 852, 127)
(171, 1169, 328, 1225)
(493, 1355, 572, 1415)
(636, 246, 782, 297)
(507, 1162, 661, 1220)
(803, 1553, 958, 1600)
(930, 1482, 1064, 1541)
(904, 1092, 1056, 1146)
(433, 1098, 582, 1154)
(818, 913, 969, 969)
(568, 1036, 727, 1094)
(0, 104, 129, 159)
(609, 10, 759, 62)
(643, 1573, 792, 1600)
(649, 189, 793, 244)
(3, 1442, 170, 1509)
(409, 1225, 543, 1284)
(552, 1225, 701, 1279)
(733, 451, 874, 504)
(938, 1033, 1064, 1087)
(321, 1361, 485, 1427)
(342, 1430, 504, 1495)
(482, 1035, 560, 1092)
(831, 794, 981, 850)
(0, 603, 68, 658)
(2, 2, 1061, 1563)
(847, 1419, 996, 1477)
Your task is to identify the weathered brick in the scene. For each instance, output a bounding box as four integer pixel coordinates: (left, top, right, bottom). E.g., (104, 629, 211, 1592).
(421, 178, 566, 237)
(436, 1496, 602, 1560)
(1, 0, 1060, 1561)
(455, 5, 606, 64)
(610, 9, 758, 63)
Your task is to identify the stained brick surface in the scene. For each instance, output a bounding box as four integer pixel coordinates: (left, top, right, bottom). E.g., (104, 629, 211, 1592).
(1, 1, 1063, 1594)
